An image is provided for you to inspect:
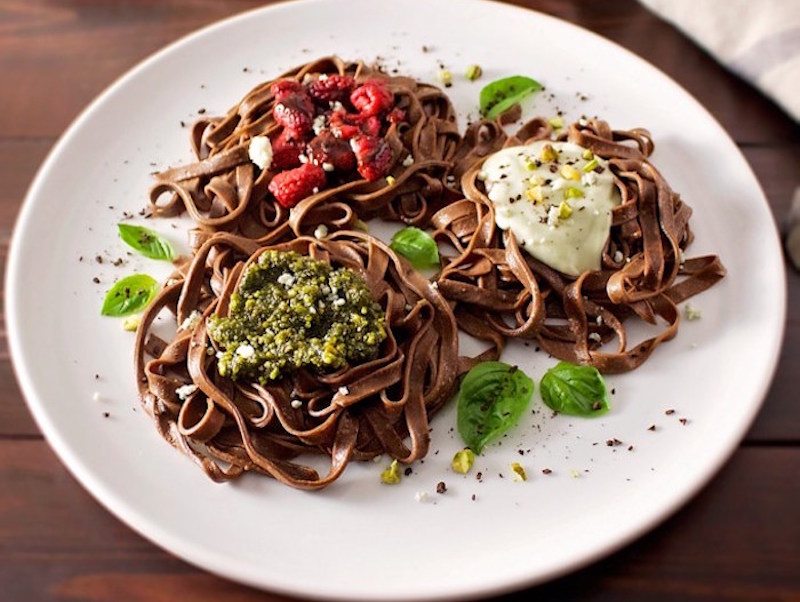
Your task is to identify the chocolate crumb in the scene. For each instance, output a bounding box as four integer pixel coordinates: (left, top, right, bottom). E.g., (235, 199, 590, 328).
(102, 412, 110, 418)
(517, 449, 524, 456)
(471, 494, 476, 501)
(436, 481, 447, 494)
(179, 120, 186, 128)
(404, 467, 412, 476)
(665, 409, 675, 415)
(95, 255, 103, 264)
(92, 277, 100, 284)
(94, 374, 100, 380)
(198, 107, 206, 114)
(648, 424, 656, 431)
(628, 445, 634, 451)
(679, 418, 688, 425)
(476, 471, 483, 482)
(611, 388, 616, 395)
(542, 468, 552, 475)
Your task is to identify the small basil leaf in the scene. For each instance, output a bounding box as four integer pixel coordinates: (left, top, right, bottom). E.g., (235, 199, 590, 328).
(540, 361, 610, 417)
(479, 75, 542, 119)
(457, 361, 534, 454)
(389, 227, 440, 269)
(101, 274, 159, 317)
(118, 223, 174, 261)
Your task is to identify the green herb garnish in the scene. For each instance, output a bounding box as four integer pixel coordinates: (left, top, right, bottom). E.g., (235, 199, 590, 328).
(456, 361, 534, 454)
(540, 361, 610, 417)
(479, 75, 542, 119)
(101, 274, 159, 317)
(389, 227, 440, 269)
(118, 223, 174, 261)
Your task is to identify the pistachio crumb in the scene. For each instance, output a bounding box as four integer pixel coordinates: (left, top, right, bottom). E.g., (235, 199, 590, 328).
(385, 175, 396, 186)
(438, 69, 453, 86)
(451, 448, 476, 474)
(511, 462, 527, 481)
(548, 116, 564, 129)
(122, 316, 141, 332)
(380, 459, 401, 484)
(465, 64, 483, 81)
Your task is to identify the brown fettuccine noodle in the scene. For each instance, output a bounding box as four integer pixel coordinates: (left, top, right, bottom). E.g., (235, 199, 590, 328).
(134, 230, 460, 489)
(433, 117, 725, 373)
(149, 56, 461, 251)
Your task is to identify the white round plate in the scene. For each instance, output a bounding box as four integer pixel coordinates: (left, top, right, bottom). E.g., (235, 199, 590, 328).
(7, 0, 785, 600)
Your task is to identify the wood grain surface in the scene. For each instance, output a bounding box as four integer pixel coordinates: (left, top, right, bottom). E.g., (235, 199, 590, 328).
(1, 1, 798, 600)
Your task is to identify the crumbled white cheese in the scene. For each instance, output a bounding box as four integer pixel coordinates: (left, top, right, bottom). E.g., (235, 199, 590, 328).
(414, 491, 429, 503)
(298, 153, 309, 164)
(578, 118, 589, 126)
(166, 278, 181, 287)
(588, 332, 602, 343)
(312, 114, 327, 135)
(613, 250, 624, 263)
(290, 399, 303, 409)
(373, 454, 383, 463)
(175, 383, 198, 400)
(277, 272, 296, 287)
(321, 162, 334, 172)
(248, 136, 273, 170)
(318, 73, 329, 81)
(402, 155, 414, 167)
(236, 344, 256, 358)
(582, 171, 597, 186)
(550, 177, 567, 191)
(312, 187, 319, 194)
(333, 298, 346, 307)
(547, 205, 560, 227)
(179, 310, 202, 331)
(596, 315, 603, 326)
(314, 224, 329, 239)
(338, 386, 350, 396)
(477, 170, 488, 181)
(430, 281, 439, 291)
(329, 100, 344, 112)
(684, 304, 702, 321)
(92, 391, 102, 402)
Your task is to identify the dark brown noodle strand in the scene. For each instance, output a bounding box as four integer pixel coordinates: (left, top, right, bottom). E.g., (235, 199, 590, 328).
(433, 117, 725, 373)
(135, 231, 460, 489)
(149, 57, 462, 251)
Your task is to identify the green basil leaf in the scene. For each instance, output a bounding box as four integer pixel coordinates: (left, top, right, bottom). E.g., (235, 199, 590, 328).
(389, 227, 440, 269)
(101, 274, 159, 317)
(479, 75, 542, 119)
(118, 223, 174, 261)
(540, 361, 610, 417)
(457, 361, 534, 454)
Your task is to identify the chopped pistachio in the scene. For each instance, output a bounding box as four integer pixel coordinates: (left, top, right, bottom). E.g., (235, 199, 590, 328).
(524, 158, 538, 171)
(451, 448, 476, 474)
(511, 462, 527, 481)
(581, 148, 594, 160)
(380, 459, 401, 484)
(547, 116, 564, 129)
(540, 144, 558, 163)
(582, 158, 599, 173)
(525, 186, 544, 204)
(564, 186, 584, 200)
(560, 165, 580, 181)
(558, 201, 573, 219)
(438, 69, 453, 86)
(123, 315, 141, 332)
(465, 64, 483, 81)
(684, 304, 702, 321)
(385, 175, 396, 186)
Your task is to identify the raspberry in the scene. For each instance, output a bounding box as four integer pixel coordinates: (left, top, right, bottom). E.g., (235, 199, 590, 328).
(328, 111, 363, 140)
(268, 163, 326, 208)
(273, 94, 314, 134)
(307, 132, 356, 172)
(350, 81, 394, 117)
(271, 129, 306, 170)
(270, 79, 305, 100)
(350, 135, 393, 182)
(387, 108, 407, 125)
(307, 74, 355, 103)
(360, 115, 381, 137)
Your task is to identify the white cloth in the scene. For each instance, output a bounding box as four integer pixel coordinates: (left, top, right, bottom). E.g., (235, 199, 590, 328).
(640, 0, 800, 121)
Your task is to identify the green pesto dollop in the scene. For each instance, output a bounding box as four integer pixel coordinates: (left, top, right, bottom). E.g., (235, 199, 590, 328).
(207, 250, 386, 384)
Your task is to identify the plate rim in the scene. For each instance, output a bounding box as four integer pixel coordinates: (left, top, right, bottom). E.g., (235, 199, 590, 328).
(5, 0, 788, 599)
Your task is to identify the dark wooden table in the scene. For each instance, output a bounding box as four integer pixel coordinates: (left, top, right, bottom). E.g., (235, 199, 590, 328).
(1, 1, 799, 600)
